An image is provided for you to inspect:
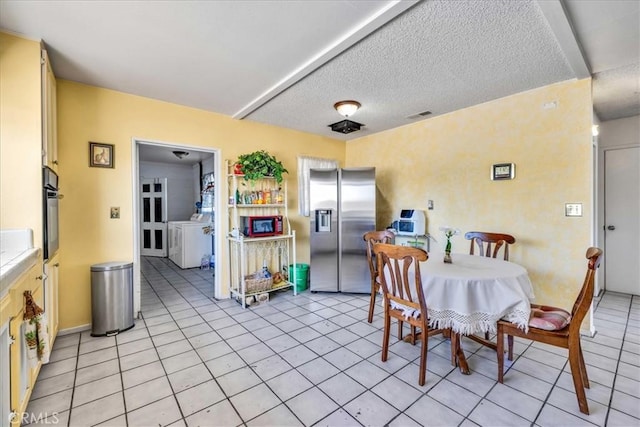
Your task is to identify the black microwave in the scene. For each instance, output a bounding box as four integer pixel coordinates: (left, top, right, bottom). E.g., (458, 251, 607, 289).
(240, 215, 284, 238)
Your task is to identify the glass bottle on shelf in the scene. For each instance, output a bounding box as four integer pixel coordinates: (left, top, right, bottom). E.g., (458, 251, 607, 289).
(262, 260, 272, 278)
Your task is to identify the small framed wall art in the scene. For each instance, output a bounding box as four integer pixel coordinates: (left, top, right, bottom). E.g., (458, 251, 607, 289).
(491, 163, 515, 180)
(89, 142, 114, 168)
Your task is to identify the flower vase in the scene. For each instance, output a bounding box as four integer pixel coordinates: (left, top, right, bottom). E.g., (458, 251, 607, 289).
(444, 238, 452, 263)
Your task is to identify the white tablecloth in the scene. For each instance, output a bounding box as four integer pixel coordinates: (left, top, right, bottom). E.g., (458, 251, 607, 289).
(420, 254, 534, 335)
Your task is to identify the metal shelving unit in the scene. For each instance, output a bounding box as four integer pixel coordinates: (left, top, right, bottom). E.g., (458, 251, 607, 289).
(226, 161, 296, 307)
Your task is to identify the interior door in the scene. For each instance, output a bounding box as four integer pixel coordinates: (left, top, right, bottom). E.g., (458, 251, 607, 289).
(604, 147, 640, 294)
(141, 178, 168, 257)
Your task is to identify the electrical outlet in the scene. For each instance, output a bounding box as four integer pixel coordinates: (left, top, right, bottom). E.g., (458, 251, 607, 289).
(428, 200, 434, 210)
(110, 207, 120, 219)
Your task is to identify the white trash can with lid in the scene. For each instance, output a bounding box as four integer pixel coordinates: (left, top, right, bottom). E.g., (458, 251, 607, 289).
(91, 261, 135, 336)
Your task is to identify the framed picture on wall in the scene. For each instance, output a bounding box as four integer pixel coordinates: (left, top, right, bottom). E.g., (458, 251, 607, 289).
(491, 163, 515, 180)
(89, 142, 115, 168)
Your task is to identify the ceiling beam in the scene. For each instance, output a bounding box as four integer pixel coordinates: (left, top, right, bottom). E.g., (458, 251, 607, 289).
(537, 0, 591, 79)
(232, 0, 419, 120)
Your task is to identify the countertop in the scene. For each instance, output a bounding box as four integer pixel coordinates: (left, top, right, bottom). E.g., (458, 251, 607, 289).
(0, 229, 41, 298)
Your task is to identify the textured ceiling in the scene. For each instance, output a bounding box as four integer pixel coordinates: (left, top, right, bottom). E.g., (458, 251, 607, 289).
(1, 0, 638, 146)
(564, 0, 640, 121)
(247, 0, 577, 138)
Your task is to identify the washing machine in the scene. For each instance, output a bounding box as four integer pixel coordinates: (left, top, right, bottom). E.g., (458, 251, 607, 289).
(168, 214, 212, 269)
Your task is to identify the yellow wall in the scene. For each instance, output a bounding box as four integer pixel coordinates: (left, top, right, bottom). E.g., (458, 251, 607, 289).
(0, 33, 43, 238)
(57, 80, 345, 329)
(346, 79, 593, 310)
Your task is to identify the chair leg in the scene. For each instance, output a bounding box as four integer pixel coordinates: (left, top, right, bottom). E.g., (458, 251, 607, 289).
(507, 335, 514, 361)
(367, 285, 376, 323)
(382, 312, 391, 362)
(419, 326, 428, 386)
(450, 332, 458, 367)
(398, 320, 403, 341)
(577, 341, 590, 388)
(568, 345, 590, 415)
(410, 325, 416, 346)
(449, 329, 456, 365)
(497, 325, 504, 383)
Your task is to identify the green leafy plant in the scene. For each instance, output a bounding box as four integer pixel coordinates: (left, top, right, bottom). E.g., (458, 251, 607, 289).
(236, 150, 288, 183)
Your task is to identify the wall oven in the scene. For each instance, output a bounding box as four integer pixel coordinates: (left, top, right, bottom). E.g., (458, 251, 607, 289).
(43, 166, 59, 261)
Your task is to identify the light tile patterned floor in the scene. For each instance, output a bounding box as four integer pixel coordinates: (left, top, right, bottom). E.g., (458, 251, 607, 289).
(24, 257, 639, 426)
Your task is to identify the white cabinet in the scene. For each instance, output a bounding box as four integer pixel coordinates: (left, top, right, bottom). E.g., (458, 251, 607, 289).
(226, 162, 296, 307)
(6, 264, 43, 426)
(0, 322, 10, 427)
(44, 255, 59, 345)
(41, 49, 57, 171)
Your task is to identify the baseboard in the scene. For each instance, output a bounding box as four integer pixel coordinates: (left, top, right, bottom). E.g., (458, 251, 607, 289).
(58, 323, 91, 336)
(581, 327, 596, 338)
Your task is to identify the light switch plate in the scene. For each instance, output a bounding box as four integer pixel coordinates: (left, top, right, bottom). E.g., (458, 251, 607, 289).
(110, 207, 120, 219)
(427, 200, 434, 210)
(565, 203, 582, 217)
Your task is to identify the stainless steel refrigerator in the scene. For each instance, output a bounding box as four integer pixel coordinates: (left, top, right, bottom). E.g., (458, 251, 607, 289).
(309, 167, 376, 293)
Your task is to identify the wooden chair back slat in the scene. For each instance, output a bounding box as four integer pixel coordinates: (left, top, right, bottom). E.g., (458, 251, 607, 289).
(465, 231, 516, 261)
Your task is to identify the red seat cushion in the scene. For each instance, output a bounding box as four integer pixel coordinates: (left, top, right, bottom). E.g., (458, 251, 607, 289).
(529, 305, 571, 331)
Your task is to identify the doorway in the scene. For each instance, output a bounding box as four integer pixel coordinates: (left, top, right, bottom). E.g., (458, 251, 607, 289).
(604, 146, 640, 294)
(132, 139, 222, 315)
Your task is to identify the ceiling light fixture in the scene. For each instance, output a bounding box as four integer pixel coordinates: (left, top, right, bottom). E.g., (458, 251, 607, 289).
(334, 100, 361, 117)
(330, 100, 364, 134)
(173, 150, 189, 159)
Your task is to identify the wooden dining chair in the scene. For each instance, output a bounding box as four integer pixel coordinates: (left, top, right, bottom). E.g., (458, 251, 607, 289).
(373, 243, 448, 386)
(497, 247, 603, 415)
(464, 231, 517, 341)
(465, 231, 516, 261)
(363, 230, 395, 323)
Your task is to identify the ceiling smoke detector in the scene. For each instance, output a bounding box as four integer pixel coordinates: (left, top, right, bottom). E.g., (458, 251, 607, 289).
(173, 151, 189, 159)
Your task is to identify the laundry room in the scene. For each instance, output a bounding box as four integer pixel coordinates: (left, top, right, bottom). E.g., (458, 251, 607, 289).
(138, 144, 217, 271)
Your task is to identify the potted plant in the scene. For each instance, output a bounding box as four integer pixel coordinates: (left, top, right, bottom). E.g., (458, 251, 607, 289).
(235, 150, 288, 184)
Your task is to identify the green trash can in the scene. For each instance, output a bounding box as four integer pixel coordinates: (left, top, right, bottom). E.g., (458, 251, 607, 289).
(289, 263, 309, 292)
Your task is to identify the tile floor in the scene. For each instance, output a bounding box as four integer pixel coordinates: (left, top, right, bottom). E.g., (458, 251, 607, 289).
(24, 256, 639, 426)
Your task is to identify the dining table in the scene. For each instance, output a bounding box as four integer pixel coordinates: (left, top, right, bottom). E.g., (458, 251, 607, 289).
(419, 252, 535, 374)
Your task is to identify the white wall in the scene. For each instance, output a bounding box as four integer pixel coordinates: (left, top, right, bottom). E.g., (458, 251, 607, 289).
(599, 115, 640, 148)
(201, 155, 215, 175)
(140, 161, 196, 221)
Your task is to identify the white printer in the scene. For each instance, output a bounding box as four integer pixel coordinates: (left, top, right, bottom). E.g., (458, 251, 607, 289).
(394, 209, 426, 236)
